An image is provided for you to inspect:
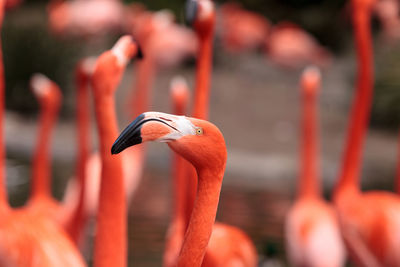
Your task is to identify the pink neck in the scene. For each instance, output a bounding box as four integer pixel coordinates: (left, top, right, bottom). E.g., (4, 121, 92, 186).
(298, 92, 320, 199)
(335, 5, 373, 196)
(177, 167, 224, 266)
(192, 34, 213, 120)
(30, 101, 58, 200)
(131, 56, 154, 118)
(92, 65, 126, 267)
(184, 30, 215, 230)
(67, 70, 91, 244)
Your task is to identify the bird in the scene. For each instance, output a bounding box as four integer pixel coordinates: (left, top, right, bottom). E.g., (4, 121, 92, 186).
(164, 77, 191, 266)
(264, 22, 332, 69)
(162, 1, 258, 266)
(285, 67, 346, 267)
(47, 0, 135, 38)
(373, 0, 400, 42)
(25, 74, 75, 228)
(333, 0, 400, 266)
(62, 57, 97, 245)
(0, 1, 85, 265)
(127, 9, 197, 119)
(90, 35, 141, 267)
(111, 111, 229, 266)
(219, 2, 270, 53)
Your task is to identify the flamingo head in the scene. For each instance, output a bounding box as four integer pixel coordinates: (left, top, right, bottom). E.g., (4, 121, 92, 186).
(170, 76, 190, 115)
(112, 112, 227, 170)
(301, 66, 321, 97)
(76, 57, 97, 85)
(30, 73, 62, 110)
(92, 35, 143, 96)
(185, 0, 215, 38)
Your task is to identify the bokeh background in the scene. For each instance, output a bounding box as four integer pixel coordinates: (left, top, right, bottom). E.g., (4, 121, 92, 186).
(3, 0, 400, 266)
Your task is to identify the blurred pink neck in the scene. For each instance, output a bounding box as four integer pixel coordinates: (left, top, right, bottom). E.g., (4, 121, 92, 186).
(298, 88, 320, 199)
(131, 56, 154, 118)
(31, 98, 59, 200)
(335, 4, 373, 197)
(186, 21, 216, 231)
(177, 167, 224, 266)
(192, 34, 213, 120)
(67, 65, 91, 244)
(92, 53, 126, 267)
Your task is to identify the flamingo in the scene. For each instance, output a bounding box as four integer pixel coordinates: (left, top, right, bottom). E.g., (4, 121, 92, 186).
(90, 35, 141, 267)
(0, 0, 85, 265)
(161, 1, 258, 266)
(24, 74, 73, 227)
(111, 112, 229, 266)
(128, 9, 197, 119)
(164, 77, 190, 266)
(285, 67, 346, 267)
(264, 22, 332, 69)
(47, 0, 130, 38)
(62, 58, 97, 245)
(373, 0, 400, 41)
(333, 0, 400, 265)
(219, 2, 270, 53)
(26, 71, 95, 246)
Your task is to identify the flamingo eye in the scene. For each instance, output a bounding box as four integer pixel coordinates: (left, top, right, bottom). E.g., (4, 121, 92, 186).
(196, 127, 203, 135)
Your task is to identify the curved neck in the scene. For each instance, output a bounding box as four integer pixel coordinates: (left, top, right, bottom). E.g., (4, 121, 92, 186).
(177, 166, 224, 266)
(184, 29, 215, 231)
(131, 56, 154, 118)
(335, 5, 373, 197)
(298, 93, 320, 199)
(0, 24, 8, 211)
(68, 71, 91, 244)
(192, 34, 213, 120)
(30, 102, 58, 199)
(92, 78, 126, 267)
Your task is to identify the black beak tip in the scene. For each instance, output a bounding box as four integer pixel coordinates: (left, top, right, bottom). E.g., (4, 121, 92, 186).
(111, 144, 120, 155)
(184, 0, 197, 26)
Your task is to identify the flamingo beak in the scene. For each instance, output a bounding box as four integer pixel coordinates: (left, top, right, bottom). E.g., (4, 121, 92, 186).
(111, 112, 196, 155)
(185, 0, 198, 26)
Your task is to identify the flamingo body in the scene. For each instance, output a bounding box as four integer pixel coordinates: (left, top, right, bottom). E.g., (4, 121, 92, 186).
(203, 223, 258, 267)
(0, 210, 86, 267)
(286, 199, 345, 267)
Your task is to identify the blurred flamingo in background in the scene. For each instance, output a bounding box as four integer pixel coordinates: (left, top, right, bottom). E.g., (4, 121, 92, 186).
(128, 9, 197, 119)
(0, 1, 85, 265)
(285, 66, 346, 267)
(265, 22, 332, 69)
(373, 0, 400, 42)
(333, 0, 400, 266)
(24, 74, 77, 227)
(62, 58, 97, 246)
(47, 0, 129, 38)
(164, 76, 190, 266)
(219, 2, 270, 53)
(162, 1, 258, 266)
(90, 35, 141, 267)
(112, 112, 229, 266)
